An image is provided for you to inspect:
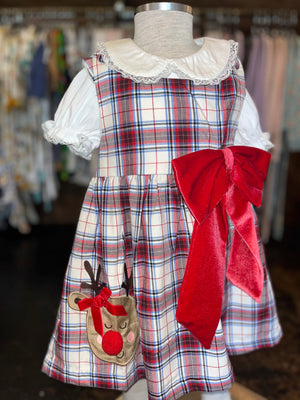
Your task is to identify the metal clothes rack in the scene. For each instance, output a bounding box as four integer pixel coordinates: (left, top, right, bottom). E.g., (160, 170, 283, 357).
(196, 8, 299, 34)
(0, 6, 298, 31)
(0, 6, 135, 25)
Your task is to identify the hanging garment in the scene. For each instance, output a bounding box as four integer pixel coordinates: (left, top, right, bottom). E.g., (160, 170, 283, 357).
(260, 35, 289, 242)
(0, 27, 57, 231)
(42, 37, 282, 400)
(273, 35, 300, 240)
(283, 35, 300, 152)
(0, 23, 131, 232)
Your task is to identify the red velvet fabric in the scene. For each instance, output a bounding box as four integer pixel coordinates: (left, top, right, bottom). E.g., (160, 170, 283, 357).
(78, 287, 128, 336)
(171, 146, 271, 349)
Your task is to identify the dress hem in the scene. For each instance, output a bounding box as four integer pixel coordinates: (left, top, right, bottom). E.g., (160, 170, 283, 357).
(41, 362, 234, 399)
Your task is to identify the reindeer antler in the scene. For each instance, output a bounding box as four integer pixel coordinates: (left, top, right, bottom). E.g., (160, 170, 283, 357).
(81, 261, 106, 295)
(121, 262, 133, 296)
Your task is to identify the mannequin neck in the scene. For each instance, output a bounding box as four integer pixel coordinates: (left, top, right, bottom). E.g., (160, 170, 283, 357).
(133, 10, 201, 58)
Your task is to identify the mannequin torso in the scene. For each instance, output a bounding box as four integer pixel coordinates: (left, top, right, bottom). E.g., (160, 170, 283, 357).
(133, 9, 201, 58)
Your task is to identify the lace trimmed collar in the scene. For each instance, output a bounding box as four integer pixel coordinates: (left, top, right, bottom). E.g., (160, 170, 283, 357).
(98, 37, 238, 85)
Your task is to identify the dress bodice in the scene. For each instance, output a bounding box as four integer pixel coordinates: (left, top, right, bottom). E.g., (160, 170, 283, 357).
(84, 39, 245, 177)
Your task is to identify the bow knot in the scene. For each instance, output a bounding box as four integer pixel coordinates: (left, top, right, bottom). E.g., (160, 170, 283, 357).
(78, 286, 128, 336)
(222, 147, 234, 172)
(172, 146, 270, 349)
(98, 286, 111, 307)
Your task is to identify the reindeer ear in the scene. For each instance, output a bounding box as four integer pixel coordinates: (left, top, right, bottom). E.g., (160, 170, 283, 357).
(68, 292, 88, 311)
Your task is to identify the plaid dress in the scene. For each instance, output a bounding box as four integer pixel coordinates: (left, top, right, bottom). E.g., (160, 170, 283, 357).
(42, 42, 282, 399)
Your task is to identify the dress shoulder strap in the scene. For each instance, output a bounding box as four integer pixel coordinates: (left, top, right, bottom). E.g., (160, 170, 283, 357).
(82, 54, 108, 81)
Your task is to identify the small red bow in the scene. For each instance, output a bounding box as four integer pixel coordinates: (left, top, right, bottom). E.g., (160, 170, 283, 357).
(172, 146, 271, 349)
(78, 287, 128, 336)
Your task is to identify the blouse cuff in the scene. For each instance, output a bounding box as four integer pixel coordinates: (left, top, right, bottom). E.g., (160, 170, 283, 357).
(42, 120, 100, 160)
(234, 90, 274, 152)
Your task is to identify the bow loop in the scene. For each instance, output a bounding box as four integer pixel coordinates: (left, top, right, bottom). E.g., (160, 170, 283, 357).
(172, 150, 227, 225)
(230, 146, 270, 207)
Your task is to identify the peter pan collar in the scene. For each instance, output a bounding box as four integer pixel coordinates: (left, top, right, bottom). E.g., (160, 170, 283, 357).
(97, 37, 238, 85)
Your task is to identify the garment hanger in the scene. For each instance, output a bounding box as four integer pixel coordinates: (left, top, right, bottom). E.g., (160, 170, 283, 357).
(136, 2, 192, 14)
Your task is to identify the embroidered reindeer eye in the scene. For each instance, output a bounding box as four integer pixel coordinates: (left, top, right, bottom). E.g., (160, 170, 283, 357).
(104, 322, 112, 329)
(119, 322, 127, 330)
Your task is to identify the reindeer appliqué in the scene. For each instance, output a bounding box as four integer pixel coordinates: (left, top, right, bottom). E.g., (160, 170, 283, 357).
(68, 261, 140, 365)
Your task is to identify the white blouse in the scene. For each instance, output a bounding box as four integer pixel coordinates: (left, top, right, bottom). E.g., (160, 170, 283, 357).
(42, 38, 272, 160)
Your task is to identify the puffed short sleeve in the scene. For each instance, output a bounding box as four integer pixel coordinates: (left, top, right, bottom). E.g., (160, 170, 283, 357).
(42, 68, 101, 160)
(235, 90, 273, 151)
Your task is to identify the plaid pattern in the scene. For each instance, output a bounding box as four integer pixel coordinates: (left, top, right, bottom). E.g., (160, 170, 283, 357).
(42, 53, 282, 399)
(90, 56, 245, 176)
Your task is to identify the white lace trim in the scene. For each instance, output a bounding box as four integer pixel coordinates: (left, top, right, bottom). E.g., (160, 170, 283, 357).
(69, 138, 94, 160)
(96, 38, 238, 85)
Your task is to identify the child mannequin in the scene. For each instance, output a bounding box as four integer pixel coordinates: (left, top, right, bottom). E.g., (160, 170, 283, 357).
(127, 6, 233, 399)
(42, 2, 281, 400)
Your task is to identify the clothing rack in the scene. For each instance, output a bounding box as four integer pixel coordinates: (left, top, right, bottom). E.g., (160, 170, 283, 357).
(0, 6, 135, 25)
(197, 8, 299, 34)
(0, 7, 298, 31)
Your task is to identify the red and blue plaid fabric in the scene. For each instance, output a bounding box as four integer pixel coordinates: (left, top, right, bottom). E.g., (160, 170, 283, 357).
(42, 52, 282, 399)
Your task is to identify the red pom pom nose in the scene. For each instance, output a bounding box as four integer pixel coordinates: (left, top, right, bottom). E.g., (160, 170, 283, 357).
(102, 331, 123, 355)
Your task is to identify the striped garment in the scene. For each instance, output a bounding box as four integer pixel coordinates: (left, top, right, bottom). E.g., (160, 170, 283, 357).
(42, 49, 282, 400)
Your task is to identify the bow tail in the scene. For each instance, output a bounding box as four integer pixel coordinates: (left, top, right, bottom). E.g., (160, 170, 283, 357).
(78, 297, 104, 336)
(226, 188, 264, 302)
(90, 306, 104, 336)
(176, 203, 228, 349)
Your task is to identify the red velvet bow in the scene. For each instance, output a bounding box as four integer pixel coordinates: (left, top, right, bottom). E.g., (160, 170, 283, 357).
(78, 287, 128, 336)
(171, 146, 271, 349)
